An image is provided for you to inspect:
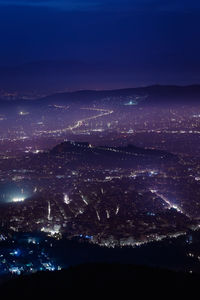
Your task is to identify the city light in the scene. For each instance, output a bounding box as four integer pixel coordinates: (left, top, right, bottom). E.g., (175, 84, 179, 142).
(18, 111, 29, 116)
(0, 86, 200, 279)
(64, 193, 71, 204)
(12, 197, 25, 203)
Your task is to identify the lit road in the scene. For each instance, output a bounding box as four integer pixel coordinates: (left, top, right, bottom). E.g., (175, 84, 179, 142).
(36, 107, 113, 135)
(150, 189, 191, 218)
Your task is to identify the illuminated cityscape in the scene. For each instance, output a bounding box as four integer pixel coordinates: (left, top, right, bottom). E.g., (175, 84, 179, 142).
(0, 88, 200, 280)
(0, 0, 200, 294)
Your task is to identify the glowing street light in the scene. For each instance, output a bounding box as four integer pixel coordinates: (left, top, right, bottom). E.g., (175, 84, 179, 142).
(12, 197, 25, 203)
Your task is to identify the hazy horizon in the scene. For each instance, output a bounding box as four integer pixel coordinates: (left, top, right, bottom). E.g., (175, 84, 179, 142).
(0, 0, 200, 92)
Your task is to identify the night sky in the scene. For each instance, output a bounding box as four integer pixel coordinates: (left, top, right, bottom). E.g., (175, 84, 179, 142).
(0, 0, 200, 88)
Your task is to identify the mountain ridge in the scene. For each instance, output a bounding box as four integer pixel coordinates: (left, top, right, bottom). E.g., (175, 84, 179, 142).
(1, 84, 200, 106)
(0, 59, 200, 94)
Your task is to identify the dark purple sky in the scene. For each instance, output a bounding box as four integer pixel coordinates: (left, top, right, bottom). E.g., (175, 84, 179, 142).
(0, 0, 200, 88)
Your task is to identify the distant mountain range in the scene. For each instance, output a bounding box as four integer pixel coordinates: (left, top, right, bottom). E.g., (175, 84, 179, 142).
(12, 85, 200, 105)
(40, 84, 200, 105)
(1, 59, 200, 97)
(1, 84, 200, 108)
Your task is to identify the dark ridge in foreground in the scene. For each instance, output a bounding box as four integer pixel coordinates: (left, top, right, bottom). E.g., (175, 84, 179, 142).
(1, 263, 199, 297)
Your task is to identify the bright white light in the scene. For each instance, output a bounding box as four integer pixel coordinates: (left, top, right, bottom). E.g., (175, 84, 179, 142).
(115, 205, 120, 215)
(64, 193, 71, 204)
(41, 225, 61, 236)
(12, 197, 25, 203)
(19, 111, 29, 116)
(106, 210, 110, 219)
(33, 149, 42, 154)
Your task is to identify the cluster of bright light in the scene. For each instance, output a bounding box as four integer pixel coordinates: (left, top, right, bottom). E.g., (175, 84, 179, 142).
(9, 267, 21, 275)
(150, 190, 190, 217)
(41, 225, 61, 236)
(18, 111, 29, 116)
(33, 149, 42, 154)
(64, 193, 71, 204)
(12, 197, 25, 203)
(10, 249, 21, 256)
(42, 262, 56, 271)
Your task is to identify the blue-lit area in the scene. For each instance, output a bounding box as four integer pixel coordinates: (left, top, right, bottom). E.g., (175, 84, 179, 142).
(0, 183, 31, 204)
(1, 229, 200, 282)
(147, 212, 156, 216)
(124, 100, 138, 106)
(79, 234, 93, 240)
(0, 233, 63, 278)
(9, 249, 21, 257)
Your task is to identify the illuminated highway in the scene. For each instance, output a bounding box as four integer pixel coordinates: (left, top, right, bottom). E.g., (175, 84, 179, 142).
(36, 107, 113, 135)
(150, 189, 191, 218)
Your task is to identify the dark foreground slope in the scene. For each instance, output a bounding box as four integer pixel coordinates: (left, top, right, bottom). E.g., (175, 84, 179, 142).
(1, 263, 200, 297)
